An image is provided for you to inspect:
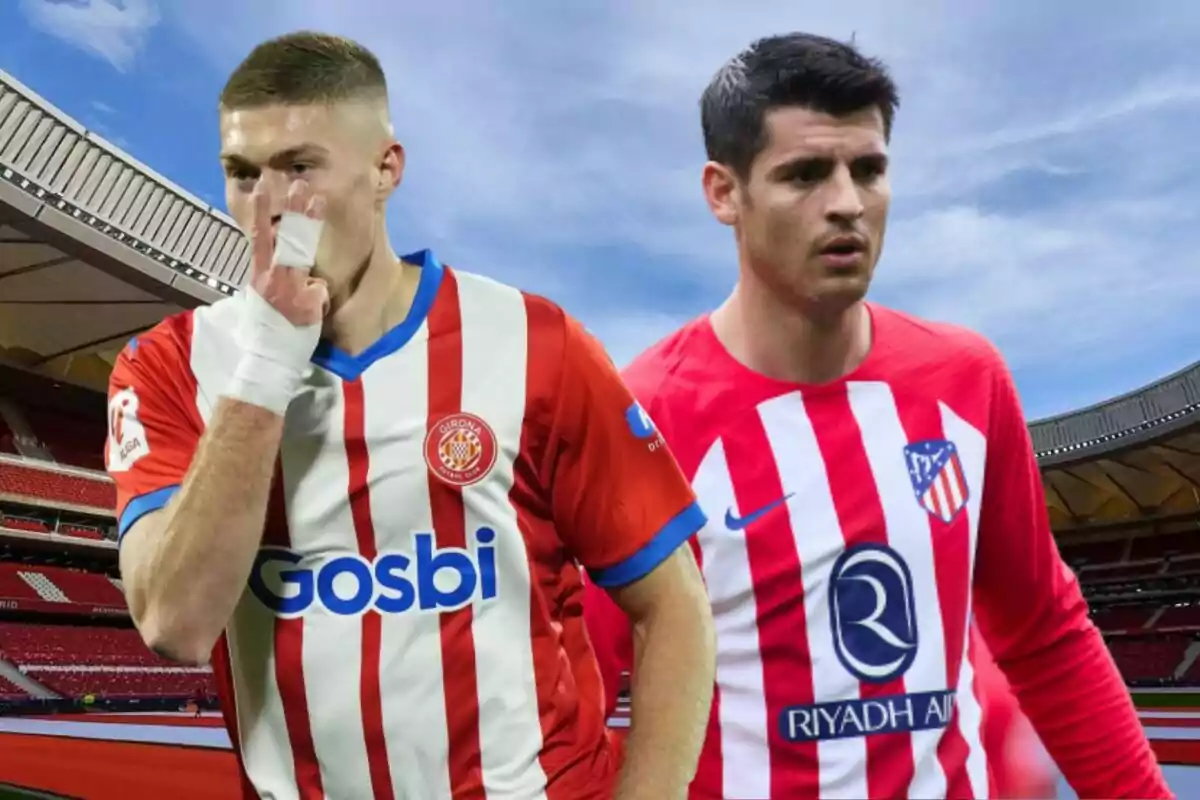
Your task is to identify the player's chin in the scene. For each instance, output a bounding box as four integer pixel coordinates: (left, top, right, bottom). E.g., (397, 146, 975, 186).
(806, 270, 871, 310)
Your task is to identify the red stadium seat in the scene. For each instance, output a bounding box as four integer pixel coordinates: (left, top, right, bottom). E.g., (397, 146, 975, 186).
(19, 407, 106, 471)
(0, 563, 124, 608)
(1106, 636, 1190, 680)
(1154, 603, 1200, 630)
(1, 516, 51, 534)
(1090, 605, 1157, 632)
(0, 461, 115, 510)
(0, 622, 215, 700)
(0, 674, 27, 699)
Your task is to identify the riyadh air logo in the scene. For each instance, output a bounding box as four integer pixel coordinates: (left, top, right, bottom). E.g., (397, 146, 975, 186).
(625, 401, 665, 451)
(829, 543, 918, 683)
(625, 401, 656, 439)
(106, 387, 150, 473)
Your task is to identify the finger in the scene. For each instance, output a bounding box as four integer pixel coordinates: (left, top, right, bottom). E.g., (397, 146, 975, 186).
(303, 277, 331, 317)
(286, 179, 311, 216)
(305, 194, 326, 222)
(250, 181, 274, 281)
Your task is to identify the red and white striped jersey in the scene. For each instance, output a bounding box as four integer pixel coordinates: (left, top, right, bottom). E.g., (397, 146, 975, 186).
(104, 251, 705, 800)
(587, 304, 1168, 799)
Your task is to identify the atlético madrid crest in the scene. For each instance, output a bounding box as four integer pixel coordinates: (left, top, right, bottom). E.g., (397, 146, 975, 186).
(424, 412, 498, 487)
(903, 439, 969, 524)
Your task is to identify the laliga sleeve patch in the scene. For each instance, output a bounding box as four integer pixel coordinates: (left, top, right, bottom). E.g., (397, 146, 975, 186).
(106, 386, 151, 473)
(271, 211, 323, 269)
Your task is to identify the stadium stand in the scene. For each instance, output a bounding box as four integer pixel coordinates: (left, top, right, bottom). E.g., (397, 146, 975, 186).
(0, 459, 115, 510)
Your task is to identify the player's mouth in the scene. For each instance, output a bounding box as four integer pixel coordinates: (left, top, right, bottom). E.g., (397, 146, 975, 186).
(816, 235, 867, 269)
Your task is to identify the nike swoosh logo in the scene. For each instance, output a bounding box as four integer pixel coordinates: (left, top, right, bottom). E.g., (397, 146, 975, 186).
(725, 493, 794, 530)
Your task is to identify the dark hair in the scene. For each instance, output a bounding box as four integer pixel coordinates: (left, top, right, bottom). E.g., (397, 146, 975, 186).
(701, 33, 899, 176)
(220, 31, 387, 109)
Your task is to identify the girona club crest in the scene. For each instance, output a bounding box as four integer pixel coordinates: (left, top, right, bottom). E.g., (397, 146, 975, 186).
(424, 412, 498, 487)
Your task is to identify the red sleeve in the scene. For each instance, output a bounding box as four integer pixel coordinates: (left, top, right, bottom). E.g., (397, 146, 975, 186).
(972, 352, 1172, 799)
(545, 313, 706, 586)
(105, 316, 204, 542)
(583, 576, 634, 719)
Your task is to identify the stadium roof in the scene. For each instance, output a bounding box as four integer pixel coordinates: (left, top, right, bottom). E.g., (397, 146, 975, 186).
(0, 69, 240, 392)
(1030, 360, 1200, 535)
(1, 65, 1198, 538)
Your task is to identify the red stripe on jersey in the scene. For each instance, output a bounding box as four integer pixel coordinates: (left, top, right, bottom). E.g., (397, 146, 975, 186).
(805, 389, 915, 799)
(518, 293, 617, 800)
(722, 409, 820, 799)
(263, 469, 324, 800)
(426, 268, 485, 797)
(891, 389, 975, 798)
(211, 635, 259, 800)
(344, 378, 396, 800)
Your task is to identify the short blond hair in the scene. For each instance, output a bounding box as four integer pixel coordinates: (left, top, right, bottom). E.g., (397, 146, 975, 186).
(220, 31, 387, 109)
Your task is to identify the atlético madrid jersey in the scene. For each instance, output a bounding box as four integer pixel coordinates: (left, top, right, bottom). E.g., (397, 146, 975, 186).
(103, 250, 705, 800)
(586, 304, 1168, 800)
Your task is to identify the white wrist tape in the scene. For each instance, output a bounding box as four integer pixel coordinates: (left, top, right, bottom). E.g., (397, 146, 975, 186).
(223, 287, 321, 415)
(272, 211, 323, 270)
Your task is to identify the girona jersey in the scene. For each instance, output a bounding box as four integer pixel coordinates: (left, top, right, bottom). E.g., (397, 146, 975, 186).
(104, 250, 705, 800)
(587, 304, 1167, 800)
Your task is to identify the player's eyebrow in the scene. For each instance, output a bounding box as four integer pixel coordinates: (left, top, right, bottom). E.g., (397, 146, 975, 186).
(769, 151, 889, 182)
(219, 143, 330, 170)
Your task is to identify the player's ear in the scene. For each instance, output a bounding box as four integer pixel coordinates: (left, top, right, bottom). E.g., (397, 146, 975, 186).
(376, 141, 405, 204)
(701, 161, 739, 227)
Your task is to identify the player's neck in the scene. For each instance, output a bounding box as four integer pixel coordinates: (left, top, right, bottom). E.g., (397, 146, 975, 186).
(322, 236, 421, 357)
(712, 279, 872, 385)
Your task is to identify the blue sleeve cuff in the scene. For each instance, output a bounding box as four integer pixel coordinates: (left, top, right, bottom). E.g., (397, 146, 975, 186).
(118, 485, 181, 542)
(588, 501, 707, 588)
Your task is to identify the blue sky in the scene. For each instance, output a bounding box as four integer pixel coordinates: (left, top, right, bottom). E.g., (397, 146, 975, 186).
(3, 0, 1199, 419)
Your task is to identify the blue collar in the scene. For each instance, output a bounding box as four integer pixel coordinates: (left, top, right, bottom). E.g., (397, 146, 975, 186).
(311, 249, 445, 381)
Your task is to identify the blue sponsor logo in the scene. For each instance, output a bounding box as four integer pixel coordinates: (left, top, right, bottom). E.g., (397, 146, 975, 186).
(780, 689, 957, 742)
(829, 543, 918, 683)
(624, 401, 657, 440)
(249, 529, 498, 617)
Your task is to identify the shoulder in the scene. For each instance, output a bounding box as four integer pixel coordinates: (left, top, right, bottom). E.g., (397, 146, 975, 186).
(445, 268, 570, 348)
(621, 316, 710, 409)
(871, 303, 1005, 378)
(110, 308, 200, 388)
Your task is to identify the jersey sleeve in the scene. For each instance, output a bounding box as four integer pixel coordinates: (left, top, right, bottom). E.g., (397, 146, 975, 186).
(545, 314, 706, 587)
(972, 351, 1172, 799)
(105, 321, 204, 542)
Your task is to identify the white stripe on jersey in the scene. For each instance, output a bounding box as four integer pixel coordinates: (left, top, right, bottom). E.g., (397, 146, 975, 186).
(283, 372, 372, 799)
(759, 392, 869, 800)
(361, 329, 456, 798)
(693, 438, 772, 800)
(847, 381, 947, 799)
(942, 402, 989, 797)
(456, 273, 548, 798)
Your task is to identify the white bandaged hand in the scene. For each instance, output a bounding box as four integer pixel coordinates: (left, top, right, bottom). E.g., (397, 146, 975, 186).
(223, 287, 322, 415)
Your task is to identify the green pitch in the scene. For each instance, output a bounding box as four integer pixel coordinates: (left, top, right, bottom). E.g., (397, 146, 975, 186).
(1131, 692, 1200, 709)
(0, 786, 77, 800)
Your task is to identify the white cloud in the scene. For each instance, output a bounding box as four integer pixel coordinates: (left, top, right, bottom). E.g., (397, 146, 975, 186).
(48, 1, 1200, 413)
(20, 0, 160, 73)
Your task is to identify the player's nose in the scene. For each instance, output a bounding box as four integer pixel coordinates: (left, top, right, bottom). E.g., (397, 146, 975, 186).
(822, 167, 865, 222)
(253, 172, 291, 218)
